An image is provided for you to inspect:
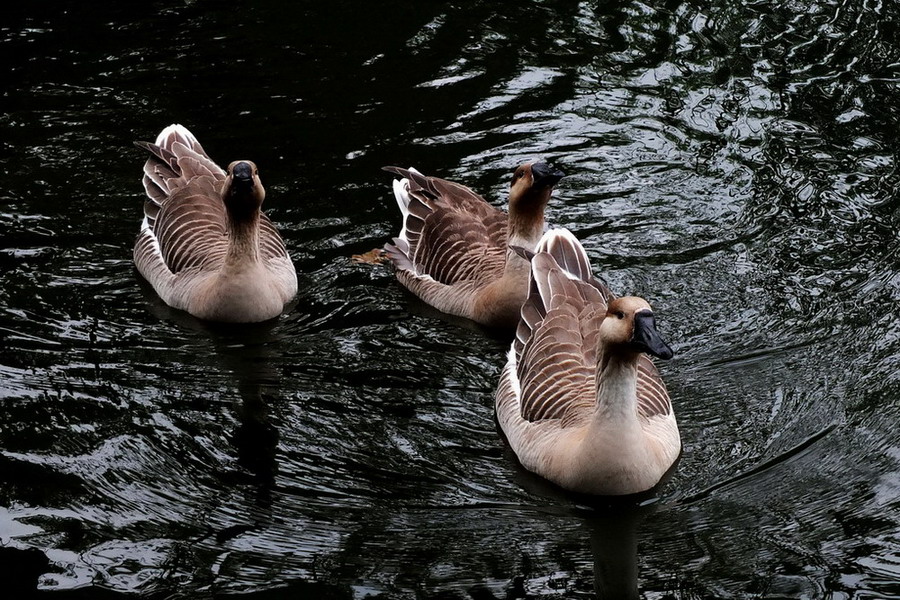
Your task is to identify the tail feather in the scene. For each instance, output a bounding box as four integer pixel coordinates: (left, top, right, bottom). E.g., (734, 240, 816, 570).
(382, 165, 411, 179)
(136, 125, 224, 184)
(383, 166, 436, 200)
(384, 238, 415, 272)
(134, 139, 179, 173)
(154, 123, 205, 157)
(530, 252, 559, 318)
(157, 124, 224, 179)
(390, 178, 415, 243)
(383, 167, 435, 275)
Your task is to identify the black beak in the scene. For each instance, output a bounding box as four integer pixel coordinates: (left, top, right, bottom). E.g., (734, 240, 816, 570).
(232, 161, 254, 186)
(530, 162, 565, 188)
(630, 311, 673, 360)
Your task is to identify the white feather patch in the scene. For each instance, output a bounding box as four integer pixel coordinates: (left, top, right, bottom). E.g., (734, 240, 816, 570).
(392, 178, 411, 243)
(535, 228, 591, 281)
(155, 123, 198, 149)
(505, 345, 521, 401)
(140, 216, 165, 265)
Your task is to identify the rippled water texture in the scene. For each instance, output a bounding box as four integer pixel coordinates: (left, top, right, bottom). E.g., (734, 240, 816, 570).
(3, 1, 900, 598)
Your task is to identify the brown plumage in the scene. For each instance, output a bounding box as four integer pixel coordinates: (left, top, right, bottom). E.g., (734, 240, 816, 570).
(134, 124, 297, 323)
(496, 228, 680, 495)
(383, 162, 564, 331)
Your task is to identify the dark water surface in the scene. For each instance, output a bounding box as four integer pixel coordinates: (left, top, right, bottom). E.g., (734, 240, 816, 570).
(3, 1, 900, 598)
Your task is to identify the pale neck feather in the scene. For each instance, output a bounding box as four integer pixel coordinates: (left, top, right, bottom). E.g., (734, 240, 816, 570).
(592, 353, 641, 429)
(507, 212, 545, 251)
(224, 211, 261, 269)
(505, 209, 545, 278)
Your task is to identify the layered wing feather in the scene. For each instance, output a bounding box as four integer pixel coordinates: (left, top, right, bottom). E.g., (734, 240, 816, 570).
(135, 124, 229, 276)
(135, 125, 291, 278)
(383, 166, 507, 285)
(513, 231, 610, 428)
(133, 124, 296, 322)
(258, 214, 291, 263)
(507, 228, 672, 425)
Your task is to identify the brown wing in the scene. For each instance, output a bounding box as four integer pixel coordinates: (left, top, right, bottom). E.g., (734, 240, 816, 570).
(136, 127, 225, 225)
(514, 228, 671, 421)
(383, 166, 508, 285)
(136, 127, 230, 274)
(151, 180, 228, 273)
(517, 262, 673, 423)
(514, 230, 611, 362)
(515, 240, 611, 427)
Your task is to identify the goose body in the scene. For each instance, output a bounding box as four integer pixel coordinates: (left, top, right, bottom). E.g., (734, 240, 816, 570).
(495, 229, 680, 495)
(383, 162, 564, 331)
(134, 124, 297, 323)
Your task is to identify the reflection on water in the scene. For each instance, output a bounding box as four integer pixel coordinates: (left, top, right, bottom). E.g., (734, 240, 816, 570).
(589, 508, 642, 600)
(3, 0, 900, 597)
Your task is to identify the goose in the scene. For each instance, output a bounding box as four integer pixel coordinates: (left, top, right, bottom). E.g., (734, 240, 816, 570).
(383, 162, 564, 331)
(495, 228, 680, 496)
(133, 124, 297, 323)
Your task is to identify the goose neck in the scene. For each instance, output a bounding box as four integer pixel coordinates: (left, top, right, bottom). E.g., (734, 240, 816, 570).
(225, 211, 261, 265)
(507, 211, 545, 250)
(594, 352, 640, 424)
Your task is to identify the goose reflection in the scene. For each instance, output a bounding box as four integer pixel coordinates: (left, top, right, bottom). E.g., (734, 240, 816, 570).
(507, 447, 672, 599)
(210, 322, 282, 495)
(586, 505, 646, 600)
(138, 277, 285, 494)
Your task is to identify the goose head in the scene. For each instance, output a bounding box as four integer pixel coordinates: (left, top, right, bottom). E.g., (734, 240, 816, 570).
(508, 161, 565, 214)
(224, 160, 265, 219)
(601, 296, 673, 360)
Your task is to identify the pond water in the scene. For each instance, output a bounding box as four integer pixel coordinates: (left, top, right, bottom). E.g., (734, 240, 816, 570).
(3, 1, 900, 598)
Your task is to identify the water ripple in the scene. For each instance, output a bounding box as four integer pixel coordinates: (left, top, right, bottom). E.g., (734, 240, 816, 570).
(3, 0, 900, 598)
